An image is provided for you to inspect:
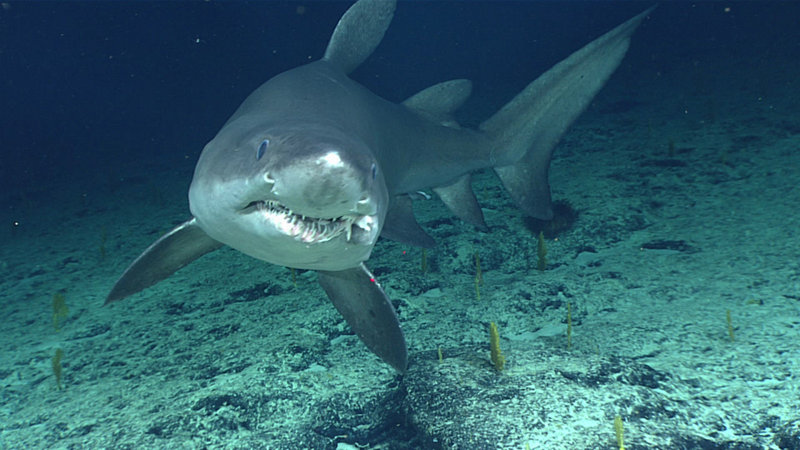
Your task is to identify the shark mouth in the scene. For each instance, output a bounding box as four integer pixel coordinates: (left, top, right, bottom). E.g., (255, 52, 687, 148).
(245, 200, 374, 244)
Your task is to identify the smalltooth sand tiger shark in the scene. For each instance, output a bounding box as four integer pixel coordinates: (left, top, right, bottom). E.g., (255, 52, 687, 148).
(107, 0, 653, 373)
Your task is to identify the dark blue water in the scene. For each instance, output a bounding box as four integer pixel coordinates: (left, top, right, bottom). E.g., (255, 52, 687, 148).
(4, 2, 797, 202)
(2, 2, 800, 448)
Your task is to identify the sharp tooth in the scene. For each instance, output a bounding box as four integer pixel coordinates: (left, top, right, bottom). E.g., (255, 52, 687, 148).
(346, 223, 352, 241)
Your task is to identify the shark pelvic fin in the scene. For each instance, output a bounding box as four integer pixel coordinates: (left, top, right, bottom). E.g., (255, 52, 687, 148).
(380, 195, 436, 248)
(433, 174, 488, 231)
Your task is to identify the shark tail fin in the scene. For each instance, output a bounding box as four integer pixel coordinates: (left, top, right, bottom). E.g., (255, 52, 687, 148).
(323, 0, 396, 75)
(480, 7, 655, 220)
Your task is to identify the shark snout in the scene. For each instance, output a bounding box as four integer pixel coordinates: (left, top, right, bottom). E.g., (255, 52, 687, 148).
(298, 177, 369, 214)
(265, 152, 378, 218)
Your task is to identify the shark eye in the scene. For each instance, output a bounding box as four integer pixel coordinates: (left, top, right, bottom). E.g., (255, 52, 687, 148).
(371, 163, 378, 180)
(256, 139, 269, 160)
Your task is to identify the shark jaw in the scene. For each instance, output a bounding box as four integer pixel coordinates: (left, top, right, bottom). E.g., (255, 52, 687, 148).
(192, 192, 384, 271)
(243, 199, 378, 245)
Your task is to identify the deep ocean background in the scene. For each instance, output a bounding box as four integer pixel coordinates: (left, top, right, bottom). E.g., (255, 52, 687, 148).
(4, 1, 797, 202)
(2, 2, 800, 449)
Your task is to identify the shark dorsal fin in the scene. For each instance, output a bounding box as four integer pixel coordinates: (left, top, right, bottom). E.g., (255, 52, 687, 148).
(323, 0, 396, 74)
(403, 79, 473, 127)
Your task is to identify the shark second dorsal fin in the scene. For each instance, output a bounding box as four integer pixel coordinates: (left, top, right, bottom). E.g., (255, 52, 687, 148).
(323, 0, 396, 75)
(403, 79, 473, 127)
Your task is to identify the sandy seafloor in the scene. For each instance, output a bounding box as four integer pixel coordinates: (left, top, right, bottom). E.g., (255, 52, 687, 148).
(1, 3, 800, 450)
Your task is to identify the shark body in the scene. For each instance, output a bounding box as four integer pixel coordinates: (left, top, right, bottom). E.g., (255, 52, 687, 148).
(107, 0, 653, 372)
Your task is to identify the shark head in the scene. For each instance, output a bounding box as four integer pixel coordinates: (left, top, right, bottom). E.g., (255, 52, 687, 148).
(188, 118, 388, 271)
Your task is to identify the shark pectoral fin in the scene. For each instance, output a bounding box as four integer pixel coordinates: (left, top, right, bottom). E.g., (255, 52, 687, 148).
(433, 174, 488, 231)
(317, 264, 408, 373)
(380, 195, 436, 248)
(105, 218, 223, 304)
(323, 0, 396, 75)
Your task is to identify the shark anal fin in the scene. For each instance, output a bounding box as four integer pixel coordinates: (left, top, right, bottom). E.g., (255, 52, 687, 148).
(105, 218, 222, 304)
(323, 0, 396, 75)
(380, 195, 436, 248)
(317, 264, 408, 373)
(433, 174, 488, 231)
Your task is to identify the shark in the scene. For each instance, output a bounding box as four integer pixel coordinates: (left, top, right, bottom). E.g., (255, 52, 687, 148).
(106, 0, 653, 373)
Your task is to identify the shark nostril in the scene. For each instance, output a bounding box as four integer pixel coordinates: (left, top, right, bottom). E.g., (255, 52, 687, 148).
(355, 196, 372, 214)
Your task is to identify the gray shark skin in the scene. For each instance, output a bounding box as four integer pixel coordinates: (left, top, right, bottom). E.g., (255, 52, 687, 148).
(107, 0, 654, 373)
